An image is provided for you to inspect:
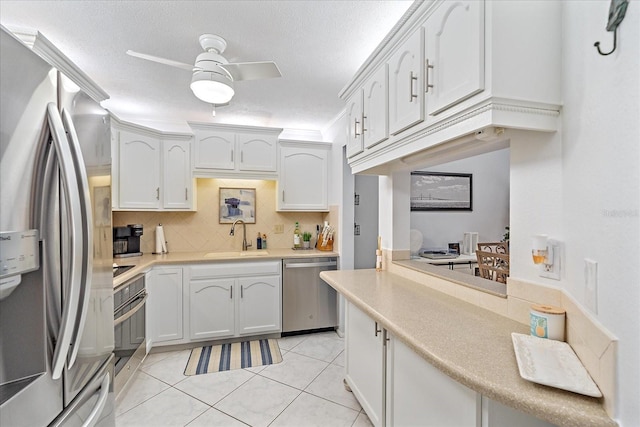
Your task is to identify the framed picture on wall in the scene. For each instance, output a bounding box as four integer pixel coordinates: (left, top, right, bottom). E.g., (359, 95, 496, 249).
(410, 171, 473, 211)
(219, 187, 256, 223)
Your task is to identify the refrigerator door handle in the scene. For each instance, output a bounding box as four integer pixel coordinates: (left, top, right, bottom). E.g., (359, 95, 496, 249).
(61, 109, 94, 368)
(46, 103, 84, 380)
(81, 372, 110, 427)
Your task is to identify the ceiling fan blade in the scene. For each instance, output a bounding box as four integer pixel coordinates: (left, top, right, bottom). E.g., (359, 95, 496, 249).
(220, 61, 282, 81)
(126, 50, 193, 71)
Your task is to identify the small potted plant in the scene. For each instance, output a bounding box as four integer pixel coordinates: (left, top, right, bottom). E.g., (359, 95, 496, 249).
(302, 231, 312, 249)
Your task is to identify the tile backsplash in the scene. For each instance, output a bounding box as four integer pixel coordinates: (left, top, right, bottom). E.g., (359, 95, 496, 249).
(113, 178, 334, 254)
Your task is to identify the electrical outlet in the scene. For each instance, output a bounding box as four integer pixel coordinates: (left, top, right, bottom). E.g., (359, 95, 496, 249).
(273, 224, 284, 234)
(585, 259, 598, 314)
(539, 239, 561, 280)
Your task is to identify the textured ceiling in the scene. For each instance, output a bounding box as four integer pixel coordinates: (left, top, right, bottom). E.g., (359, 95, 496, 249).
(0, 1, 412, 134)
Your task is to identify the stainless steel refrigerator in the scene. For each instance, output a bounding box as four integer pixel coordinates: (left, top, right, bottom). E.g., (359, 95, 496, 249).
(0, 26, 115, 426)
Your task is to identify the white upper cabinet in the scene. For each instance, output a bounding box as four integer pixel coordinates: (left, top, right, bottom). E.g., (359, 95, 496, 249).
(340, 0, 561, 174)
(388, 27, 425, 135)
(425, 0, 484, 116)
(191, 123, 282, 178)
(163, 139, 192, 210)
(362, 65, 389, 149)
(118, 130, 161, 209)
(277, 140, 330, 211)
(237, 131, 278, 172)
(345, 91, 364, 158)
(112, 120, 195, 211)
(193, 128, 235, 170)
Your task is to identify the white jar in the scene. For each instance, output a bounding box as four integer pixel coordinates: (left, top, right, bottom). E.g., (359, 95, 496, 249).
(530, 304, 566, 341)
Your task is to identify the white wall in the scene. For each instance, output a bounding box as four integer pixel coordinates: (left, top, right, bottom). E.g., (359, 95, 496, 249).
(324, 113, 354, 272)
(410, 148, 509, 251)
(510, 2, 639, 425)
(354, 175, 379, 268)
(324, 113, 351, 336)
(563, 2, 639, 424)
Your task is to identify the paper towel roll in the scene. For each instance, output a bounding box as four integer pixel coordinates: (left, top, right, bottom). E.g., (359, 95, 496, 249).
(155, 224, 167, 254)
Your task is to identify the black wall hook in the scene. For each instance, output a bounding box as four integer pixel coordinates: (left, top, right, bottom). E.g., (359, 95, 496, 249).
(594, 28, 618, 56)
(594, 0, 629, 56)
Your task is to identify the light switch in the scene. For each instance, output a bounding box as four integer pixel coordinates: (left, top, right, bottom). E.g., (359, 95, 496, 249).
(273, 224, 284, 234)
(584, 259, 598, 314)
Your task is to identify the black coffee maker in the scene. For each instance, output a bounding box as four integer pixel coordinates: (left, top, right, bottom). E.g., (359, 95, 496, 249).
(113, 224, 143, 258)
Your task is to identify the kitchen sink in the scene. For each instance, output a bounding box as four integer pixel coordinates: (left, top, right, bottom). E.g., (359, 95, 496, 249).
(204, 251, 269, 258)
(240, 251, 269, 256)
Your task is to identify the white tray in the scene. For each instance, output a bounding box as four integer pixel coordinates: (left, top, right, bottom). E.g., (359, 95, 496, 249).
(511, 333, 602, 397)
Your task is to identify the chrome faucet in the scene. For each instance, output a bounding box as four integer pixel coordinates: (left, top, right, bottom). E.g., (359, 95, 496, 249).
(230, 219, 252, 251)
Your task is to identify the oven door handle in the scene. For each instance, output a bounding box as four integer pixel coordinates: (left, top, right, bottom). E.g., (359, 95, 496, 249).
(114, 292, 148, 326)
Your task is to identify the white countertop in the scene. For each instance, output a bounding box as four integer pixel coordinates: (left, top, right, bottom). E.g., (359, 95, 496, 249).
(113, 248, 339, 288)
(320, 269, 616, 427)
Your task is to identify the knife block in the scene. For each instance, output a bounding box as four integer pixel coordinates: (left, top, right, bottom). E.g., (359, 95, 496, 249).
(317, 235, 334, 251)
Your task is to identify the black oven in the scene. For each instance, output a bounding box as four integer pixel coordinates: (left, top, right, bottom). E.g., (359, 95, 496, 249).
(113, 273, 147, 396)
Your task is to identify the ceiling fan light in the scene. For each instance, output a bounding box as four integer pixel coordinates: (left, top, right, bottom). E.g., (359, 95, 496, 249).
(190, 71, 234, 104)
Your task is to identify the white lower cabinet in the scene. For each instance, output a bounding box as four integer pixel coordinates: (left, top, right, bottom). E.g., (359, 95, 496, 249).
(481, 398, 554, 427)
(387, 337, 480, 426)
(190, 278, 235, 340)
(189, 261, 282, 341)
(345, 302, 386, 427)
(147, 267, 183, 344)
(345, 301, 555, 427)
(237, 275, 281, 335)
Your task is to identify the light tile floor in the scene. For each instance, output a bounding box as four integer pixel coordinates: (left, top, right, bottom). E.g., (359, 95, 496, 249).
(115, 331, 373, 427)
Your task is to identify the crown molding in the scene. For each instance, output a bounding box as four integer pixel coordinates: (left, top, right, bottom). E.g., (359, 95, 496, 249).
(9, 27, 109, 102)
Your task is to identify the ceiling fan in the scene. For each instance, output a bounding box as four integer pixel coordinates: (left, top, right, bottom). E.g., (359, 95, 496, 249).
(126, 34, 282, 105)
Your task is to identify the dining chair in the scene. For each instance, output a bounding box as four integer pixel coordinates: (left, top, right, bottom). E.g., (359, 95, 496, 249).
(475, 242, 510, 283)
(477, 241, 509, 254)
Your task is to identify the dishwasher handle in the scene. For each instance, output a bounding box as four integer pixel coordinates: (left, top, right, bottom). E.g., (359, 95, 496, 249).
(285, 261, 337, 269)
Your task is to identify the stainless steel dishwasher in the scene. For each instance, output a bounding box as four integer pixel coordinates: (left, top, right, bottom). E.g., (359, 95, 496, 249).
(282, 257, 338, 335)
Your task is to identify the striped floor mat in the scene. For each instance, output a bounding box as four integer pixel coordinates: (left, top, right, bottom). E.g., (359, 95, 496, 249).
(184, 339, 282, 375)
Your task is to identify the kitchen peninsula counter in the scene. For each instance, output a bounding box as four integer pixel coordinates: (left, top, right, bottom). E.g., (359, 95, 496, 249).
(320, 269, 615, 427)
(113, 248, 338, 288)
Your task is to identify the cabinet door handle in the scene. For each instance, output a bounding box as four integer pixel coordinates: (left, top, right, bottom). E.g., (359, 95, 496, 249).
(240, 285, 244, 298)
(185, 188, 188, 201)
(425, 59, 434, 93)
(231, 150, 234, 163)
(230, 286, 233, 299)
(282, 190, 285, 202)
(354, 118, 361, 137)
(409, 70, 418, 102)
(374, 321, 382, 337)
(362, 114, 367, 133)
(241, 150, 244, 163)
(156, 187, 160, 200)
